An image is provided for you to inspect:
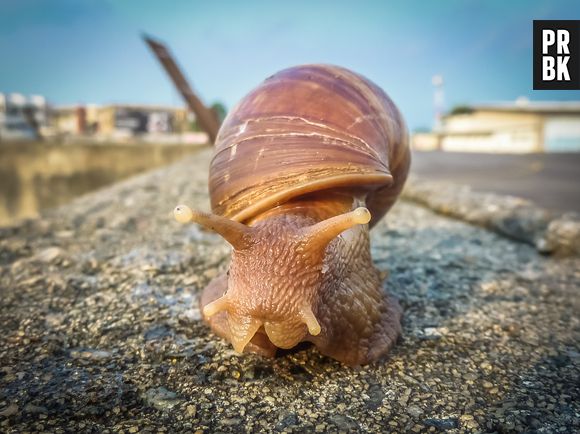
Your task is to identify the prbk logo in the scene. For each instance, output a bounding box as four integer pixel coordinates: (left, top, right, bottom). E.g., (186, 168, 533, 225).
(533, 20, 580, 90)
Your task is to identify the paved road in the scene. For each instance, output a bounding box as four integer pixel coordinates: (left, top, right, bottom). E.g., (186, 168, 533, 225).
(411, 151, 580, 213)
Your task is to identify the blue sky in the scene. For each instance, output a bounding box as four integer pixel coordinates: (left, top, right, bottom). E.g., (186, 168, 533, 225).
(1, 0, 579, 130)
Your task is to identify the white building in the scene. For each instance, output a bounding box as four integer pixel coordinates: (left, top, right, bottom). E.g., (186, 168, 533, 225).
(412, 100, 580, 153)
(0, 93, 50, 141)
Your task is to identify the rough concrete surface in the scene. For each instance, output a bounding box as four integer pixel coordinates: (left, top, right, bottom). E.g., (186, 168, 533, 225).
(1, 148, 579, 433)
(402, 178, 580, 257)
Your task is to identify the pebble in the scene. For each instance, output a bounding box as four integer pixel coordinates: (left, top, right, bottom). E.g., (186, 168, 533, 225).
(423, 417, 458, 430)
(35, 247, 65, 263)
(186, 405, 197, 417)
(407, 405, 424, 418)
(143, 387, 182, 411)
(70, 349, 112, 360)
(0, 404, 18, 417)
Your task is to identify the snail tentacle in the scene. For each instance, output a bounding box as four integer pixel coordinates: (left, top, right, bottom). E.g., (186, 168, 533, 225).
(202, 295, 230, 318)
(300, 207, 371, 251)
(174, 204, 253, 250)
(300, 304, 321, 336)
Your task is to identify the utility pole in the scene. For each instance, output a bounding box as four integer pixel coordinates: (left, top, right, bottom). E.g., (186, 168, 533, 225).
(432, 74, 445, 132)
(143, 34, 221, 143)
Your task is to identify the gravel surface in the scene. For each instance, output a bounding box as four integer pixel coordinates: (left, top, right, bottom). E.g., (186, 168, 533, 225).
(1, 148, 579, 433)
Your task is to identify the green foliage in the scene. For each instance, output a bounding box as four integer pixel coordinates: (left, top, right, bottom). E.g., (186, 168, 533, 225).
(449, 105, 474, 115)
(210, 102, 227, 124)
(187, 101, 227, 131)
(189, 120, 202, 132)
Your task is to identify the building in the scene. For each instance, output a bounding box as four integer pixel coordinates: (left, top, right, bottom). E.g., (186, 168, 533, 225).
(52, 103, 207, 143)
(93, 104, 192, 138)
(52, 105, 88, 136)
(0, 93, 50, 141)
(1, 97, 211, 144)
(412, 100, 580, 153)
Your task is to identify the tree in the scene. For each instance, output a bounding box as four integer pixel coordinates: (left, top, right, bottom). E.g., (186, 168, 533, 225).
(210, 102, 227, 125)
(449, 105, 474, 116)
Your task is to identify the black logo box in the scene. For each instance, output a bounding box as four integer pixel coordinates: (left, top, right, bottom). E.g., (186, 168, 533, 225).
(533, 20, 580, 90)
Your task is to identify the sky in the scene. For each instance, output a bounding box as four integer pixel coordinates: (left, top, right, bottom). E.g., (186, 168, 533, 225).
(1, 0, 579, 131)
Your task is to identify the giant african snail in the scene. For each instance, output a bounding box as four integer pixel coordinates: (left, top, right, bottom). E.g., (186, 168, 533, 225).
(174, 64, 410, 366)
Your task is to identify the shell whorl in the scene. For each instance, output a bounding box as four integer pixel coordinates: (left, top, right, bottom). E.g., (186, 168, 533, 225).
(209, 64, 410, 227)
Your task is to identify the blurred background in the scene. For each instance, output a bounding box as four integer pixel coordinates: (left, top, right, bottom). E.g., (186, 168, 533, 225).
(1, 0, 580, 225)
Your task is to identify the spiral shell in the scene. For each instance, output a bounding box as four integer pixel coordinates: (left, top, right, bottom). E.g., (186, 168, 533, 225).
(209, 64, 410, 226)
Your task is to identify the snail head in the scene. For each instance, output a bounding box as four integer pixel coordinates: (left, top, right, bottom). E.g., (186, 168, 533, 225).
(174, 204, 370, 352)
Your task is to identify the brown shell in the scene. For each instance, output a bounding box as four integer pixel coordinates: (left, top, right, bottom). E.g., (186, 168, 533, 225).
(209, 64, 410, 227)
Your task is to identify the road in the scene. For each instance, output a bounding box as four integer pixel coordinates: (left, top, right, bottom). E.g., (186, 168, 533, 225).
(410, 151, 580, 213)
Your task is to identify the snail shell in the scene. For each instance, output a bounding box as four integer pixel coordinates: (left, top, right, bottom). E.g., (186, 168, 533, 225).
(175, 64, 410, 366)
(210, 64, 409, 226)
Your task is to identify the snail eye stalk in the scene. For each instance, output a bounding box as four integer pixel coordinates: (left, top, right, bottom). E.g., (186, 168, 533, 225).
(174, 204, 253, 250)
(300, 207, 371, 251)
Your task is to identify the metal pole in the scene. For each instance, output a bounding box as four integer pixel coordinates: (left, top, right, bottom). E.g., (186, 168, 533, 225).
(143, 34, 220, 144)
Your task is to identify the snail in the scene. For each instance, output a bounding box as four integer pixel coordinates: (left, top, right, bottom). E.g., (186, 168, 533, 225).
(174, 64, 410, 366)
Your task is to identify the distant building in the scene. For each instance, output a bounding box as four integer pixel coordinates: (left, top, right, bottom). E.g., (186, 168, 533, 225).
(0, 93, 50, 141)
(52, 105, 87, 136)
(52, 103, 207, 143)
(93, 104, 188, 137)
(412, 100, 580, 153)
(1, 97, 209, 144)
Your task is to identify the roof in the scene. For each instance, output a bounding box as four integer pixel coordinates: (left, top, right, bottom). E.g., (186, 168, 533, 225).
(467, 100, 580, 115)
(102, 103, 188, 112)
(53, 103, 188, 112)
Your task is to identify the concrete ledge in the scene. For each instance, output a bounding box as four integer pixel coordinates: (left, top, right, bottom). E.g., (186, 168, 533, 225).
(403, 177, 580, 257)
(1, 149, 579, 432)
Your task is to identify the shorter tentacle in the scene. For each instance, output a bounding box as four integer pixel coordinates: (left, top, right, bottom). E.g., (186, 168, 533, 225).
(203, 295, 230, 318)
(300, 304, 321, 336)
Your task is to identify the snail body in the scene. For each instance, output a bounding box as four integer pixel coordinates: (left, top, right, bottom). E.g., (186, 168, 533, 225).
(175, 65, 410, 366)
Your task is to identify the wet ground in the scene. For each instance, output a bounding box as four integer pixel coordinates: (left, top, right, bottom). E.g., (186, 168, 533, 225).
(0, 149, 579, 432)
(411, 151, 580, 213)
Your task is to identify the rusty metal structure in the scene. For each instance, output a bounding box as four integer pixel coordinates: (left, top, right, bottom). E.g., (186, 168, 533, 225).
(143, 34, 220, 143)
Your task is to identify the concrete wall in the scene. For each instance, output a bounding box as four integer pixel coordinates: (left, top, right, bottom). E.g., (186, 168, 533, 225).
(440, 111, 542, 153)
(544, 116, 580, 152)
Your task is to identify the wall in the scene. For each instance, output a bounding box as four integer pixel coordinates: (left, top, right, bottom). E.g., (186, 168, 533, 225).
(543, 116, 580, 152)
(0, 141, 204, 225)
(440, 111, 542, 153)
